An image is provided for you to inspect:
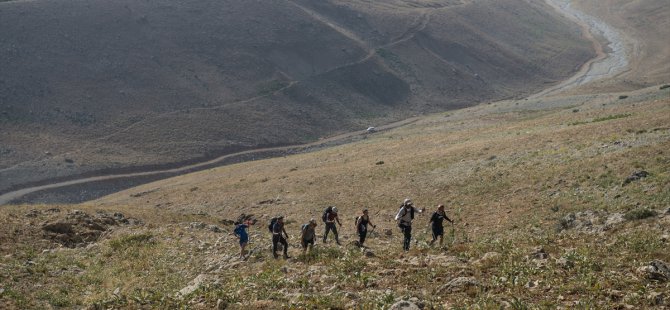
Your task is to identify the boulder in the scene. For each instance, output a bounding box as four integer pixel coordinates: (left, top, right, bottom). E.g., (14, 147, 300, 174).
(438, 277, 479, 294)
(623, 170, 649, 185)
(638, 260, 670, 282)
(178, 274, 211, 297)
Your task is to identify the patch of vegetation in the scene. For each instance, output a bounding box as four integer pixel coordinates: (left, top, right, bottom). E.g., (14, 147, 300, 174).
(108, 232, 156, 251)
(623, 208, 657, 221)
(569, 113, 632, 126)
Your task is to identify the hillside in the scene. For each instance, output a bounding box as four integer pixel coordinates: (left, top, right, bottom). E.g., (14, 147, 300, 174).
(1, 85, 668, 308)
(0, 0, 595, 194)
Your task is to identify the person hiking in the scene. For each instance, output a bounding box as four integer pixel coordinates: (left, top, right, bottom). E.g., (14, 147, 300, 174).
(233, 220, 252, 259)
(395, 198, 423, 251)
(301, 218, 318, 254)
(323, 206, 342, 245)
(355, 209, 375, 247)
(429, 204, 453, 247)
(271, 215, 290, 259)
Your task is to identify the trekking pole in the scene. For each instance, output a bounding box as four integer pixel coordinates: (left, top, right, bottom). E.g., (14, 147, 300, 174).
(450, 221, 456, 245)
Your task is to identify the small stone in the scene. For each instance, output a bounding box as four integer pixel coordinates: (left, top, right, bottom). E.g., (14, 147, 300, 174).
(113, 287, 120, 295)
(438, 277, 479, 294)
(384, 229, 393, 236)
(364, 250, 375, 258)
(189, 222, 206, 229)
(529, 247, 549, 260)
(280, 266, 288, 273)
(208, 225, 222, 233)
(647, 292, 665, 306)
(216, 299, 226, 309)
(556, 257, 574, 269)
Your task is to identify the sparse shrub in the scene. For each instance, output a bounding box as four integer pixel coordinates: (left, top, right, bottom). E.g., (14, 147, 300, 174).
(618, 95, 628, 100)
(109, 233, 155, 251)
(660, 84, 670, 90)
(624, 208, 657, 221)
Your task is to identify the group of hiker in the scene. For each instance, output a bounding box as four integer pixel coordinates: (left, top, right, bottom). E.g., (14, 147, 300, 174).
(232, 198, 454, 259)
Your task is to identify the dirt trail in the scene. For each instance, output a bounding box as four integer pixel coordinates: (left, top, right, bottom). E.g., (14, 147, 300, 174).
(0, 117, 419, 205)
(531, 0, 630, 98)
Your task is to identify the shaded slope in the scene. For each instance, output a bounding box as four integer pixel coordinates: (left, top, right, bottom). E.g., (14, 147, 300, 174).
(0, 0, 593, 193)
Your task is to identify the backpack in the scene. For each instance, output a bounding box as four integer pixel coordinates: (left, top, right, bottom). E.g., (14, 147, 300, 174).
(396, 206, 414, 222)
(234, 224, 245, 236)
(268, 217, 278, 233)
(322, 206, 333, 222)
(354, 216, 360, 229)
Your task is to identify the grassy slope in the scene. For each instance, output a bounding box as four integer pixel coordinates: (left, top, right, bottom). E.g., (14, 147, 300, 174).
(1, 86, 668, 308)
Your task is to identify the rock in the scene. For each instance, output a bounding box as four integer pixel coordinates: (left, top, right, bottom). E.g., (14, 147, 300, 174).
(556, 257, 574, 269)
(216, 299, 227, 309)
(280, 266, 289, 274)
(438, 277, 479, 294)
(606, 289, 624, 302)
(389, 300, 421, 310)
(603, 213, 625, 229)
(344, 292, 359, 300)
(113, 287, 120, 295)
(529, 247, 549, 260)
(364, 250, 375, 258)
(178, 274, 210, 297)
(639, 260, 670, 282)
(525, 280, 540, 289)
(25, 209, 40, 218)
(474, 252, 500, 266)
(208, 225, 222, 233)
(189, 222, 206, 229)
(384, 229, 393, 236)
(661, 234, 669, 243)
(623, 170, 649, 186)
(647, 292, 665, 306)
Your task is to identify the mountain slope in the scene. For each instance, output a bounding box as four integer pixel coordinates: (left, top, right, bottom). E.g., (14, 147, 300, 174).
(1, 86, 668, 308)
(0, 0, 594, 194)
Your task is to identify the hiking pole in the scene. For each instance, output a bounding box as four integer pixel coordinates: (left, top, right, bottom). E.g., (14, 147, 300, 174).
(450, 221, 456, 245)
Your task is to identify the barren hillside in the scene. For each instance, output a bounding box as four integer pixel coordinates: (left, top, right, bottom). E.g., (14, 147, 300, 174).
(0, 0, 594, 194)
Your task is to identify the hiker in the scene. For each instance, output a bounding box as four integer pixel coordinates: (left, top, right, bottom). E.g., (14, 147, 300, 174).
(233, 220, 252, 259)
(323, 206, 342, 245)
(271, 215, 290, 259)
(355, 209, 375, 247)
(395, 198, 423, 251)
(429, 204, 453, 247)
(301, 218, 318, 254)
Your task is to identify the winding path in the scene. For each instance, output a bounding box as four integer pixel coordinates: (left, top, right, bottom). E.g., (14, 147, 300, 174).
(531, 0, 630, 98)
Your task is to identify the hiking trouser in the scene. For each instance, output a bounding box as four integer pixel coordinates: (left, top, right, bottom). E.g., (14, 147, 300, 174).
(431, 225, 444, 242)
(399, 224, 412, 251)
(323, 223, 339, 244)
(358, 227, 367, 246)
(272, 234, 288, 258)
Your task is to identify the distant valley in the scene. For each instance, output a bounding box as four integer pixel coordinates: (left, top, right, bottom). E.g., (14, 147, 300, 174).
(0, 0, 594, 196)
